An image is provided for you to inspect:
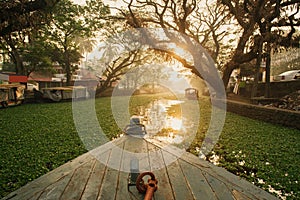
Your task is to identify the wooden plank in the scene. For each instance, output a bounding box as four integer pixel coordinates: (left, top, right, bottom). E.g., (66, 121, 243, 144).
(98, 143, 124, 200)
(2, 153, 94, 200)
(2, 136, 280, 200)
(115, 171, 144, 200)
(202, 172, 235, 200)
(147, 138, 211, 169)
(26, 190, 43, 200)
(60, 159, 95, 200)
(146, 138, 184, 159)
(232, 189, 252, 200)
(179, 159, 217, 200)
(161, 150, 194, 200)
(154, 143, 278, 200)
(98, 168, 120, 199)
(180, 152, 212, 169)
(90, 136, 127, 160)
(25, 192, 42, 200)
(37, 173, 73, 200)
(149, 138, 277, 200)
(200, 165, 279, 200)
(81, 150, 111, 200)
(147, 142, 175, 200)
(115, 136, 149, 200)
(148, 143, 166, 171)
(122, 136, 150, 172)
(149, 138, 215, 199)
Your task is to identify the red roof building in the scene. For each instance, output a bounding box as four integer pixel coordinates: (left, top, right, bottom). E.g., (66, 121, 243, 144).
(0, 72, 27, 83)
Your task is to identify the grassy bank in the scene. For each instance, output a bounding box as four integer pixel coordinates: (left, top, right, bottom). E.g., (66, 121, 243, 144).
(189, 109, 300, 199)
(0, 95, 299, 199)
(0, 94, 168, 198)
(217, 114, 299, 199)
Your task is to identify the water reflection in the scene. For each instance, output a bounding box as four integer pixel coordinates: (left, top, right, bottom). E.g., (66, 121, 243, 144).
(135, 99, 197, 145)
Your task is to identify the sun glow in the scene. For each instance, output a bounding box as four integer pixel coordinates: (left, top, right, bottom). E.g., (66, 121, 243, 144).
(167, 117, 182, 131)
(168, 43, 189, 57)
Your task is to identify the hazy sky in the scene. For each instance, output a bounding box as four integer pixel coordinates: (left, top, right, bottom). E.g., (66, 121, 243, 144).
(72, 0, 123, 6)
(72, 0, 126, 14)
(72, 0, 85, 5)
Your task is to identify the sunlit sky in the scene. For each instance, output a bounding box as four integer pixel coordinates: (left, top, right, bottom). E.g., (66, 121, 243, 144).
(72, 0, 126, 7)
(73, 0, 128, 15)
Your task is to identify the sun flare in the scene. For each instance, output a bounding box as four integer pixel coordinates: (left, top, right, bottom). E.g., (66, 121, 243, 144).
(167, 117, 182, 130)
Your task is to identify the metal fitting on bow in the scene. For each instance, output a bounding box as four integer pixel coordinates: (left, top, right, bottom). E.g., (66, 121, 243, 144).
(136, 172, 158, 200)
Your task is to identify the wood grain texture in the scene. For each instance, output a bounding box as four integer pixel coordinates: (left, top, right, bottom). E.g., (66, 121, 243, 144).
(2, 136, 279, 200)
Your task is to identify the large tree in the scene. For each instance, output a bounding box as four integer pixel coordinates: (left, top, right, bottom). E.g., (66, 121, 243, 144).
(0, 24, 54, 76)
(0, 0, 60, 75)
(91, 32, 164, 93)
(114, 0, 299, 91)
(108, 0, 237, 94)
(123, 0, 234, 65)
(0, 0, 109, 82)
(43, 0, 86, 85)
(220, 0, 299, 89)
(43, 0, 109, 85)
(0, 0, 60, 37)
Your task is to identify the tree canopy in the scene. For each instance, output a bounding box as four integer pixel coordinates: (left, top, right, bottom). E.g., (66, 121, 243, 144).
(0, 0, 299, 91)
(119, 0, 299, 89)
(0, 0, 60, 36)
(0, 0, 109, 84)
(221, 0, 300, 87)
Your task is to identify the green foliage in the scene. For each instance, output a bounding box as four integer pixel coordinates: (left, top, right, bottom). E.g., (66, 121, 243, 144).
(0, 95, 171, 198)
(43, 0, 109, 84)
(0, 102, 86, 198)
(188, 98, 300, 199)
(0, 0, 56, 37)
(22, 36, 53, 74)
(0, 0, 109, 80)
(84, 0, 110, 32)
(1, 62, 15, 72)
(43, 0, 87, 83)
(0, 96, 299, 199)
(0, 0, 56, 75)
(216, 114, 300, 199)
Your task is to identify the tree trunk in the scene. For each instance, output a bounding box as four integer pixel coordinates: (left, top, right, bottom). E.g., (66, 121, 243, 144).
(222, 62, 237, 90)
(97, 76, 111, 94)
(5, 36, 25, 75)
(65, 63, 72, 86)
(64, 49, 72, 86)
(251, 42, 263, 98)
(264, 42, 271, 98)
(11, 50, 24, 75)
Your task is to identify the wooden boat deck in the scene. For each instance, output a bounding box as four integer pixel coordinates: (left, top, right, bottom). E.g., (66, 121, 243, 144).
(2, 135, 278, 200)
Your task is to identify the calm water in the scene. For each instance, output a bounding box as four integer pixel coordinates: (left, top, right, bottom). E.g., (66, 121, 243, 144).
(134, 99, 199, 145)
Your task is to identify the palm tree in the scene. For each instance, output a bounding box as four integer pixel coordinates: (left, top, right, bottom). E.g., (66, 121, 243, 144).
(75, 36, 98, 67)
